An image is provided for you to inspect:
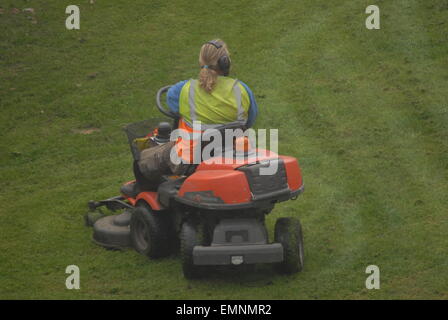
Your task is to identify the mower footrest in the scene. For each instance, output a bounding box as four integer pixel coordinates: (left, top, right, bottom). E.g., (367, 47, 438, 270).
(193, 243, 283, 265)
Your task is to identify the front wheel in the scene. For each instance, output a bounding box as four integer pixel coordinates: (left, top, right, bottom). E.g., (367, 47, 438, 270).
(130, 204, 171, 258)
(274, 217, 304, 274)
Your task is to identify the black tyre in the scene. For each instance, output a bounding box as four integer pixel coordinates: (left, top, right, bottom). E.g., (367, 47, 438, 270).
(180, 221, 205, 279)
(130, 204, 170, 258)
(274, 217, 304, 274)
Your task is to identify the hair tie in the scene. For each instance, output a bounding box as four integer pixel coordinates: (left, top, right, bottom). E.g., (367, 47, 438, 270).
(201, 65, 209, 69)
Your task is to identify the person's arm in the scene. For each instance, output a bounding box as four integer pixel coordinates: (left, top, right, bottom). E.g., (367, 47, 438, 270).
(239, 81, 258, 128)
(166, 80, 188, 115)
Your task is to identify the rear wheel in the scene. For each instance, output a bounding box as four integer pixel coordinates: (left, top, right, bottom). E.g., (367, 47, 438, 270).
(180, 221, 205, 279)
(274, 217, 304, 274)
(130, 204, 171, 258)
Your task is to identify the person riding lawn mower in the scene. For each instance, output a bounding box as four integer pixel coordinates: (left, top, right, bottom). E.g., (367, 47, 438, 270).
(86, 39, 305, 278)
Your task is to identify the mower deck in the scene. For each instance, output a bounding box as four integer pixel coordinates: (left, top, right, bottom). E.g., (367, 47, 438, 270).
(92, 211, 132, 249)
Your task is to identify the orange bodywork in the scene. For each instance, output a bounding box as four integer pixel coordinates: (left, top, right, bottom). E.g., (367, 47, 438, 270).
(178, 170, 252, 205)
(196, 148, 278, 171)
(136, 191, 162, 211)
(178, 152, 303, 205)
(279, 155, 303, 191)
(122, 152, 303, 209)
(122, 180, 163, 211)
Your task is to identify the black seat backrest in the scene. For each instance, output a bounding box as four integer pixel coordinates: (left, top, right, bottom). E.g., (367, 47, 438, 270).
(200, 123, 248, 159)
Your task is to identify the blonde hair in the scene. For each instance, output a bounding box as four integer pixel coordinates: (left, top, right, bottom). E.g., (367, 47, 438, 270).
(198, 39, 230, 93)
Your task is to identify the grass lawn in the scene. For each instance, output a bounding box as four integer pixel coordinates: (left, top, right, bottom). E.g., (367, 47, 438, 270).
(1, 0, 447, 299)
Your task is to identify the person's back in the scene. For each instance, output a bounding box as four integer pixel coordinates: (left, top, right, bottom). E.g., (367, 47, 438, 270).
(167, 39, 258, 131)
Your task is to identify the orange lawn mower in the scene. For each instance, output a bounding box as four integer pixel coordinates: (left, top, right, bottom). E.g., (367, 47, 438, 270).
(85, 86, 305, 279)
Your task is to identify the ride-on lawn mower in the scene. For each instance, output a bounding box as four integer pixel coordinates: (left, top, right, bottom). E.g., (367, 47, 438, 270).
(86, 86, 305, 279)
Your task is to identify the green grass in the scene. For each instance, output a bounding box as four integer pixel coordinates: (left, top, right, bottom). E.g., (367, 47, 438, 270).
(1, 0, 447, 299)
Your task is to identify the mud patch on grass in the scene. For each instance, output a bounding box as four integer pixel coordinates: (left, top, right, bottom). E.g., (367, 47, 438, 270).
(72, 127, 101, 135)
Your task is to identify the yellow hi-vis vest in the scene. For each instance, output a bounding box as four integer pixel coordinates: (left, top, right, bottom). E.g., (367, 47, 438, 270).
(179, 76, 250, 129)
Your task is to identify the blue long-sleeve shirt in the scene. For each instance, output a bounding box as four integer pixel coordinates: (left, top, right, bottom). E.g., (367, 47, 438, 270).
(166, 79, 258, 128)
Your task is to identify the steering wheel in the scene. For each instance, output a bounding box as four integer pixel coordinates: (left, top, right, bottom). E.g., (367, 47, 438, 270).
(156, 85, 178, 119)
